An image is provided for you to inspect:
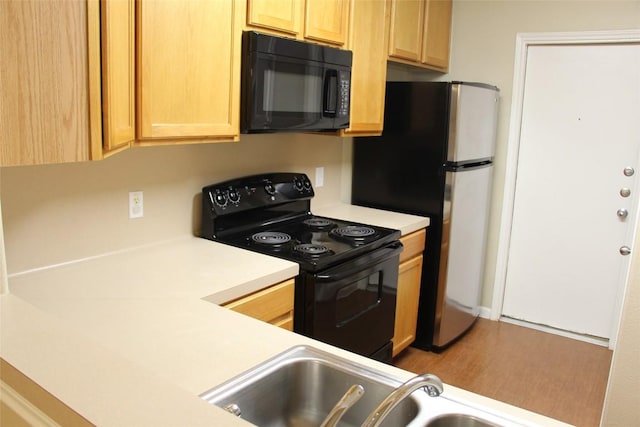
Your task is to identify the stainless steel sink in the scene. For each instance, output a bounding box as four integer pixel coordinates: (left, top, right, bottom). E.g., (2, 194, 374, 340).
(425, 413, 501, 427)
(200, 345, 420, 427)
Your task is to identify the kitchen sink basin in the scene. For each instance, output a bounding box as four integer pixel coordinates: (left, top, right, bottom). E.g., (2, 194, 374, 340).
(425, 413, 500, 427)
(200, 345, 420, 427)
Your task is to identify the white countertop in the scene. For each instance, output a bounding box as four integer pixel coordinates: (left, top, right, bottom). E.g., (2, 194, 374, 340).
(1, 204, 568, 426)
(314, 203, 430, 236)
(6, 237, 299, 305)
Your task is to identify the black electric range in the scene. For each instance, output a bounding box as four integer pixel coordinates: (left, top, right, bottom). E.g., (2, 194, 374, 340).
(200, 173, 400, 271)
(200, 172, 402, 362)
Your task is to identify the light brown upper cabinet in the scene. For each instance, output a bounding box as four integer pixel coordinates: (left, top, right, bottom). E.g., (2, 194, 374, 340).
(246, 0, 349, 46)
(136, 0, 242, 142)
(341, 0, 390, 136)
(304, 0, 349, 45)
(246, 0, 302, 37)
(101, 0, 136, 154)
(388, 0, 452, 72)
(0, 1, 103, 167)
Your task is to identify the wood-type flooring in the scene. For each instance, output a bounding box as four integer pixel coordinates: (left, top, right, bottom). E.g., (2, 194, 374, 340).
(393, 318, 612, 427)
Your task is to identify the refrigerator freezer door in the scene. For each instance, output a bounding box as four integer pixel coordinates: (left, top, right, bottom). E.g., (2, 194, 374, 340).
(448, 84, 499, 163)
(434, 164, 493, 347)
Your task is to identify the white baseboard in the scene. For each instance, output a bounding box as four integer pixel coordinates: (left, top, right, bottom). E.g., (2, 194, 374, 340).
(477, 307, 610, 348)
(500, 316, 610, 347)
(478, 306, 492, 319)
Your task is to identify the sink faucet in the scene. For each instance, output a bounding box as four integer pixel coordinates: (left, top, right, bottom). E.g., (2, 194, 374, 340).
(361, 373, 444, 427)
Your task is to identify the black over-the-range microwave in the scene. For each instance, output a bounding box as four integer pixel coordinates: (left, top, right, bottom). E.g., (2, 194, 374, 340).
(241, 31, 352, 133)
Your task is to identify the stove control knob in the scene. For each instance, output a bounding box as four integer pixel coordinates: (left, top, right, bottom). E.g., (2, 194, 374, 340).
(213, 190, 227, 207)
(303, 177, 312, 190)
(228, 188, 240, 204)
(294, 178, 304, 191)
(264, 182, 276, 196)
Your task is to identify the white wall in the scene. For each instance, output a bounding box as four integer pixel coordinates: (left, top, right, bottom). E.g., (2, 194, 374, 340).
(0, 133, 346, 274)
(601, 226, 640, 425)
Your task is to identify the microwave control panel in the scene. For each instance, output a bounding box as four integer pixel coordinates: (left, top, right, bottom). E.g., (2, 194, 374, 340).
(338, 71, 351, 118)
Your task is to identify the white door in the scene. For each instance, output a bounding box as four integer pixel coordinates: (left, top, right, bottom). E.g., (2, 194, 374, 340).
(502, 42, 640, 341)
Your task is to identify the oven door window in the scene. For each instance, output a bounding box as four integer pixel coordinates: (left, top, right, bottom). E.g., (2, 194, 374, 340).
(335, 272, 382, 326)
(249, 54, 332, 130)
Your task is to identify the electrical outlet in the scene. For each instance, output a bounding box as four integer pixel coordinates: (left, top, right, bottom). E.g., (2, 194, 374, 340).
(129, 191, 143, 219)
(315, 167, 324, 188)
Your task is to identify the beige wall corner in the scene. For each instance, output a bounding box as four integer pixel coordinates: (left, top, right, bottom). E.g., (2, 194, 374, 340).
(601, 228, 640, 426)
(1, 179, 8, 295)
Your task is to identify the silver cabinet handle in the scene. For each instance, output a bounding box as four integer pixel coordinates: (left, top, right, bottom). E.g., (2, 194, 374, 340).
(620, 188, 631, 197)
(620, 246, 632, 256)
(624, 167, 635, 177)
(617, 208, 629, 218)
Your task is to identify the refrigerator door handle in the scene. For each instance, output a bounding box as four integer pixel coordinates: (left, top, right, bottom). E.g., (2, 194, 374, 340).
(445, 160, 493, 172)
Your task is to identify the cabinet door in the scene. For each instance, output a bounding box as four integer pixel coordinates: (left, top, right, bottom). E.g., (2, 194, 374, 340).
(0, 0, 100, 166)
(393, 255, 423, 357)
(399, 229, 426, 263)
(388, 0, 424, 62)
(304, 0, 349, 46)
(246, 0, 302, 36)
(223, 279, 295, 331)
(421, 0, 452, 71)
(101, 0, 135, 154)
(137, 0, 241, 141)
(343, 0, 389, 136)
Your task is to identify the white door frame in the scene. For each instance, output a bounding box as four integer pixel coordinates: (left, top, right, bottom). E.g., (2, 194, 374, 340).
(492, 30, 640, 349)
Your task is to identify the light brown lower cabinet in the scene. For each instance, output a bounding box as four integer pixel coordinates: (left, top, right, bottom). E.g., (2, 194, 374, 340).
(393, 229, 426, 357)
(222, 279, 295, 331)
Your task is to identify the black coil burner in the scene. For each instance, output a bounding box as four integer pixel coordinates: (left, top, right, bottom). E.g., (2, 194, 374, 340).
(251, 232, 292, 245)
(303, 218, 336, 230)
(294, 243, 333, 257)
(331, 226, 376, 239)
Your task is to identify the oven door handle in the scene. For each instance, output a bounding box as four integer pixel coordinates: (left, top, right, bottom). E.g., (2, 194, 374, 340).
(316, 241, 404, 281)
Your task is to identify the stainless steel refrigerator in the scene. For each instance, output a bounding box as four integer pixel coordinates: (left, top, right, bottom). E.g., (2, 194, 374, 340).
(351, 81, 499, 350)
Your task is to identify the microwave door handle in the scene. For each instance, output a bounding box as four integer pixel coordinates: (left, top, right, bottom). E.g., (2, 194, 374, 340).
(323, 69, 338, 117)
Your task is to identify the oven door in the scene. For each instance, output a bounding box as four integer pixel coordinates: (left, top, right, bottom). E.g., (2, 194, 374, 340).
(296, 241, 402, 360)
(242, 52, 350, 132)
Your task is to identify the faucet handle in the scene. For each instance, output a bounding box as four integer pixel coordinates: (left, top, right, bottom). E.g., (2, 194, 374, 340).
(320, 384, 365, 427)
(425, 385, 441, 397)
(418, 374, 444, 397)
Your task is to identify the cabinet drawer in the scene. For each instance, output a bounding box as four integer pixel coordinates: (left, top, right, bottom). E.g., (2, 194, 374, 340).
(399, 229, 426, 263)
(223, 279, 295, 330)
